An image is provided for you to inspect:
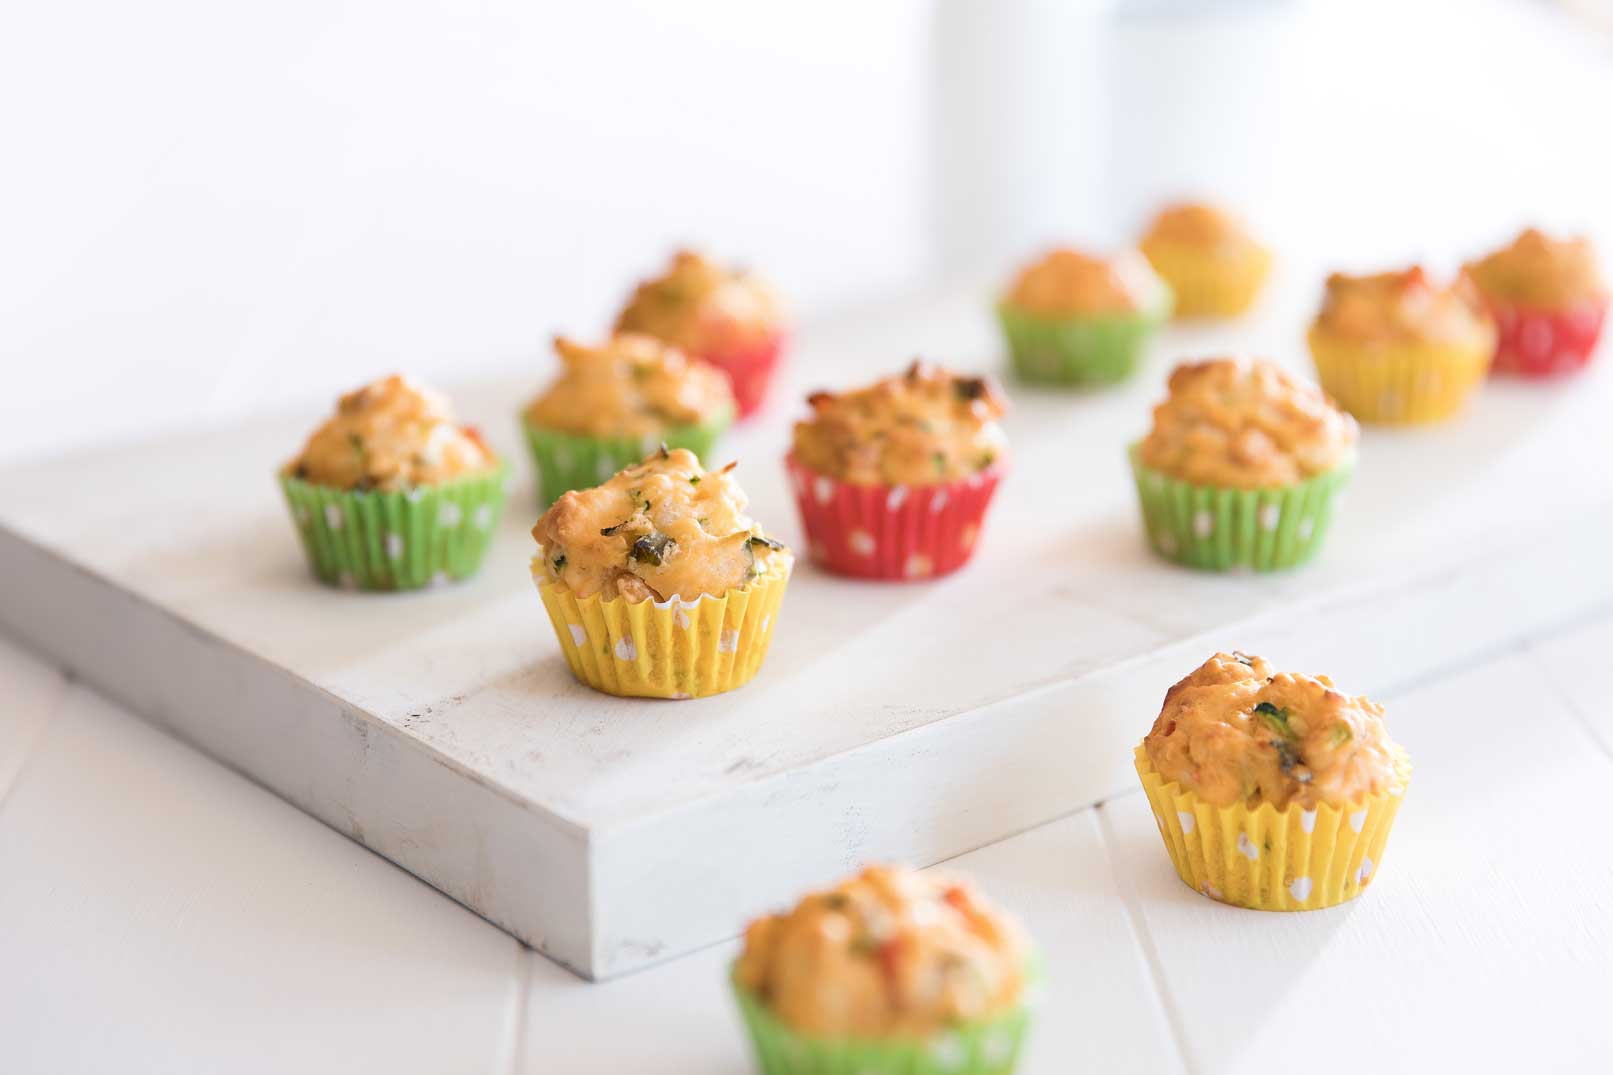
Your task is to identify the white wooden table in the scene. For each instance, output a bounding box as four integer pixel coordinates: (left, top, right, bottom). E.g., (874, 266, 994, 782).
(4, 610, 1611, 1072)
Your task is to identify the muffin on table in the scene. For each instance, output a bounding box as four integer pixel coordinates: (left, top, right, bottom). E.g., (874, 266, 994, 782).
(732, 864, 1036, 1075)
(1139, 201, 1272, 318)
(787, 360, 1009, 580)
(1464, 228, 1607, 377)
(614, 249, 786, 418)
(1135, 651, 1411, 911)
(1130, 357, 1356, 571)
(521, 333, 734, 506)
(1307, 266, 1496, 424)
(531, 446, 790, 699)
(280, 374, 506, 591)
(996, 246, 1172, 386)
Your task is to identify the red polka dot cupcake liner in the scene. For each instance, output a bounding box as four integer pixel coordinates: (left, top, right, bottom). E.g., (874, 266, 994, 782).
(784, 455, 1004, 581)
(698, 332, 787, 419)
(1483, 294, 1607, 378)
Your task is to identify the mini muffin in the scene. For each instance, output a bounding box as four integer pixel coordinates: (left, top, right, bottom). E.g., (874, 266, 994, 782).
(787, 360, 1009, 580)
(1464, 228, 1607, 377)
(1307, 266, 1496, 424)
(996, 246, 1172, 386)
(1139, 201, 1272, 318)
(1135, 652, 1411, 911)
(279, 374, 506, 591)
(531, 446, 790, 699)
(614, 249, 786, 418)
(732, 865, 1036, 1075)
(1130, 357, 1356, 571)
(521, 333, 735, 506)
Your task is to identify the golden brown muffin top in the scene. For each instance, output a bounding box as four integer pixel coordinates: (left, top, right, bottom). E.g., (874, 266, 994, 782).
(531, 447, 787, 602)
(1002, 247, 1165, 317)
(1143, 652, 1405, 811)
(1312, 266, 1494, 347)
(735, 865, 1028, 1038)
(284, 374, 497, 491)
(1465, 228, 1606, 307)
(613, 249, 783, 354)
(1141, 202, 1261, 253)
(791, 361, 1009, 486)
(1137, 357, 1356, 489)
(524, 334, 734, 439)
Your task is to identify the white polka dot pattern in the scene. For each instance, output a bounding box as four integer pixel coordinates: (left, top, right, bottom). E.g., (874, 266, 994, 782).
(1236, 832, 1259, 861)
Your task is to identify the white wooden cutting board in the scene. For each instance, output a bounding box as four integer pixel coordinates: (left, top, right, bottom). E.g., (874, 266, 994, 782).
(3, 281, 1610, 979)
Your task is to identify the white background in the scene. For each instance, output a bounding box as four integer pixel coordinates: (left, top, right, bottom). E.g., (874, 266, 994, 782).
(3, 0, 1609, 464)
(4, 3, 1613, 1072)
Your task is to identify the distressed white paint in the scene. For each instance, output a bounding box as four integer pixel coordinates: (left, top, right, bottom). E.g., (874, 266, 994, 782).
(3, 285, 1613, 977)
(0, 685, 523, 1074)
(0, 635, 66, 800)
(5, 624, 1613, 1069)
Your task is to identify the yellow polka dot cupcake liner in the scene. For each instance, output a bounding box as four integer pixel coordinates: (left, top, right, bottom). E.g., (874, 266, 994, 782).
(1139, 241, 1271, 319)
(533, 554, 791, 699)
(1307, 326, 1494, 425)
(731, 962, 1037, 1075)
(1128, 446, 1352, 572)
(279, 464, 508, 591)
(1134, 746, 1410, 911)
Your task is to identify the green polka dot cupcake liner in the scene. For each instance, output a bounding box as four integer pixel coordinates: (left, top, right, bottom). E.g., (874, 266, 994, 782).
(521, 409, 731, 506)
(279, 463, 508, 591)
(731, 964, 1036, 1075)
(997, 295, 1171, 387)
(1128, 446, 1353, 572)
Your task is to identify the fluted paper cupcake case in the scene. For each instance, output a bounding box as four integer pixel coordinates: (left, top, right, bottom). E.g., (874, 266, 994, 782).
(697, 331, 787, 419)
(279, 463, 508, 591)
(731, 964, 1036, 1075)
(1307, 325, 1493, 424)
(1135, 746, 1410, 911)
(1482, 293, 1607, 378)
(1140, 241, 1271, 319)
(997, 294, 1171, 386)
(521, 408, 732, 507)
(785, 455, 1004, 581)
(1128, 447, 1352, 572)
(533, 554, 791, 699)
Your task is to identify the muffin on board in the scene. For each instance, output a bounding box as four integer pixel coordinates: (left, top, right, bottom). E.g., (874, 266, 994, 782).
(732, 864, 1036, 1075)
(1139, 201, 1272, 318)
(530, 447, 790, 699)
(1129, 357, 1356, 571)
(1464, 228, 1607, 377)
(1307, 266, 1496, 424)
(522, 333, 734, 506)
(996, 246, 1172, 386)
(280, 374, 506, 590)
(787, 360, 1009, 580)
(614, 249, 787, 418)
(1135, 652, 1411, 911)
